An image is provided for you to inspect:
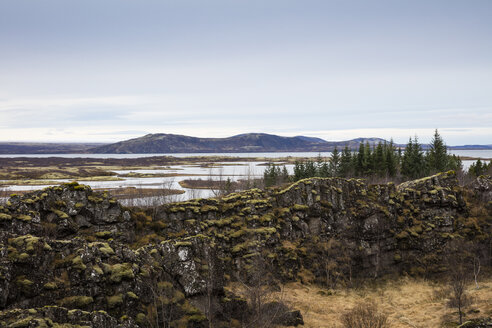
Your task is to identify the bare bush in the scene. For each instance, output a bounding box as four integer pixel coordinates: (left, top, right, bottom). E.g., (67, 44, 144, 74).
(233, 255, 294, 328)
(340, 300, 389, 328)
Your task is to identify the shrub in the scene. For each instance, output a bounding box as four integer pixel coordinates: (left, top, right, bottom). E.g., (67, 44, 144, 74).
(341, 300, 389, 328)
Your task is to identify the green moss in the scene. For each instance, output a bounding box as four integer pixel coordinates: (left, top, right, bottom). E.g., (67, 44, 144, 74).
(200, 205, 218, 212)
(71, 256, 87, 271)
(293, 204, 309, 211)
(174, 241, 192, 247)
(9, 317, 34, 328)
(209, 216, 236, 227)
(169, 206, 186, 213)
(251, 227, 277, 234)
(93, 265, 104, 275)
(75, 202, 85, 209)
(186, 314, 207, 322)
(43, 282, 57, 290)
(395, 231, 409, 239)
(95, 231, 112, 239)
(126, 291, 139, 299)
(51, 209, 69, 219)
(16, 276, 34, 291)
(106, 263, 134, 283)
(18, 253, 30, 261)
(58, 295, 94, 308)
(0, 213, 12, 220)
(107, 294, 123, 308)
(136, 313, 147, 324)
(394, 254, 402, 262)
(89, 242, 115, 256)
(229, 229, 247, 238)
(16, 215, 32, 222)
(88, 195, 104, 203)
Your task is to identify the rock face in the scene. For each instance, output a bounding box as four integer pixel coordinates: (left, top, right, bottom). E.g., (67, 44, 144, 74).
(0, 173, 491, 327)
(1, 183, 133, 242)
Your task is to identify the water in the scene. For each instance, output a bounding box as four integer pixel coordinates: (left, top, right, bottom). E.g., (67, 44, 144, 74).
(1, 150, 490, 204)
(0, 152, 330, 159)
(1, 149, 491, 159)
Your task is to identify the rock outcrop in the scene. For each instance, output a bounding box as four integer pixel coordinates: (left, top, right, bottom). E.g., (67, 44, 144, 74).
(0, 173, 491, 327)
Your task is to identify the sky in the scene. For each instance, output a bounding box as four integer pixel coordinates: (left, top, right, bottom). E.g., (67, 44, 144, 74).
(0, 0, 491, 145)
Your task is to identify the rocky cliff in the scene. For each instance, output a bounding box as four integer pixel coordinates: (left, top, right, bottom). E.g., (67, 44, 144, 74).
(0, 172, 491, 327)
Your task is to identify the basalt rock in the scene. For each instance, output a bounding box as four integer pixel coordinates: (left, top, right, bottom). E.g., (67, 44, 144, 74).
(0, 172, 491, 327)
(0, 182, 134, 242)
(145, 171, 472, 280)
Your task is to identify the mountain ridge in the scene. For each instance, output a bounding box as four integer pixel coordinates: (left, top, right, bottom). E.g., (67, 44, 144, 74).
(89, 133, 390, 154)
(0, 133, 491, 154)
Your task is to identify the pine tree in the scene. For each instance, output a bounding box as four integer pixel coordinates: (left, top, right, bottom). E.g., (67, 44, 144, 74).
(401, 136, 427, 179)
(339, 146, 352, 177)
(427, 129, 448, 173)
(468, 159, 490, 177)
(355, 142, 365, 176)
(281, 165, 289, 183)
(293, 161, 305, 181)
(373, 142, 385, 176)
(385, 140, 397, 177)
(363, 142, 372, 176)
(305, 160, 317, 177)
(329, 147, 341, 177)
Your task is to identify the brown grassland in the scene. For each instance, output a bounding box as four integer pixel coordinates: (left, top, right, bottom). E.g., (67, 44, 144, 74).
(278, 276, 492, 327)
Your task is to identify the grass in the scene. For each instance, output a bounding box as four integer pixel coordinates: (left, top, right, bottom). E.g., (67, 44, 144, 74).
(277, 276, 492, 328)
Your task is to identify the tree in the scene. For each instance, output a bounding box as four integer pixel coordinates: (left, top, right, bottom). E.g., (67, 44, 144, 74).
(373, 142, 385, 177)
(355, 142, 366, 176)
(401, 136, 427, 179)
(339, 146, 353, 177)
(427, 129, 449, 173)
(264, 163, 280, 187)
(448, 263, 472, 325)
(329, 147, 340, 177)
(293, 161, 305, 181)
(469, 159, 491, 177)
(445, 240, 474, 325)
(384, 140, 397, 177)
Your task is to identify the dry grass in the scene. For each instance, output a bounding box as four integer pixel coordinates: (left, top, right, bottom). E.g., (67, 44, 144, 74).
(278, 276, 492, 328)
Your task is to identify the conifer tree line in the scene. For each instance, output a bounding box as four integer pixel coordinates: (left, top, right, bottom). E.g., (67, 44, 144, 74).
(263, 130, 488, 186)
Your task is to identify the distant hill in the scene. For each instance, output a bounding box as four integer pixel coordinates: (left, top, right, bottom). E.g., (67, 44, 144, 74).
(0, 142, 106, 154)
(1, 135, 490, 154)
(89, 133, 389, 154)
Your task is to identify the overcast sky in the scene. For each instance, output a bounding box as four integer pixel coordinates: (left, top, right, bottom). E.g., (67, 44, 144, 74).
(0, 0, 491, 145)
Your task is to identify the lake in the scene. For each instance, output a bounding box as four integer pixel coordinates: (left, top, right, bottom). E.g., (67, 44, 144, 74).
(1, 150, 490, 205)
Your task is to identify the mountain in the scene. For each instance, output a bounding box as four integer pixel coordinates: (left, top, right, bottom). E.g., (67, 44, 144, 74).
(89, 133, 389, 154)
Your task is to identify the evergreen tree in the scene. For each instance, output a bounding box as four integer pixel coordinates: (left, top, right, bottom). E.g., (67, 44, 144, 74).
(339, 146, 352, 177)
(385, 140, 397, 177)
(373, 142, 385, 176)
(305, 160, 317, 177)
(355, 142, 366, 176)
(281, 165, 289, 183)
(293, 161, 305, 181)
(263, 163, 281, 187)
(401, 136, 427, 179)
(363, 142, 373, 176)
(469, 159, 491, 177)
(316, 154, 330, 177)
(447, 155, 463, 172)
(427, 129, 448, 173)
(329, 147, 341, 177)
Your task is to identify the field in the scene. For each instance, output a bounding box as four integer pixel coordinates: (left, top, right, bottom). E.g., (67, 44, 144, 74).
(280, 277, 492, 327)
